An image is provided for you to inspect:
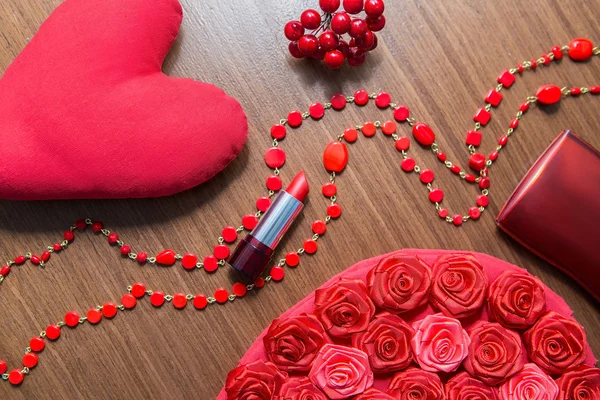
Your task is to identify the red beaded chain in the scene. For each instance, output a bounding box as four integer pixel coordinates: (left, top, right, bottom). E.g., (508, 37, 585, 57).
(0, 38, 598, 386)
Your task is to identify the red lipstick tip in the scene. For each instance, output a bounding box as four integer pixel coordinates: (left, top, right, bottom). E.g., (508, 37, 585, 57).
(285, 170, 309, 202)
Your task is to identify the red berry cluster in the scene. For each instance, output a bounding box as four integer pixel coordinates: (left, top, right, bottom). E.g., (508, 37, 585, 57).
(284, 0, 386, 69)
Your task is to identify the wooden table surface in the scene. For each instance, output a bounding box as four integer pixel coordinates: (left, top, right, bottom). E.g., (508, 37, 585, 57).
(1, 0, 599, 398)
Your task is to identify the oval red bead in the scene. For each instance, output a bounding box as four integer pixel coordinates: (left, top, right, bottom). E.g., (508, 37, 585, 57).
(270, 266, 285, 281)
(568, 38, 593, 61)
(14, 256, 26, 265)
(303, 239, 318, 254)
(469, 153, 487, 171)
(156, 249, 176, 266)
(343, 128, 358, 143)
(214, 244, 230, 260)
(30, 255, 41, 265)
(499, 136, 509, 146)
(395, 137, 410, 151)
(393, 106, 410, 122)
(312, 220, 327, 235)
(23, 353, 38, 369)
(87, 308, 102, 324)
(53, 243, 63, 252)
(214, 288, 229, 304)
(309, 102, 325, 119)
(107, 232, 119, 244)
(41, 251, 51, 262)
(270, 124, 286, 140)
(150, 291, 165, 307)
(0, 266, 10, 277)
(420, 169, 434, 184)
(412, 123, 435, 146)
(64, 230, 75, 241)
(489, 151, 499, 161)
(465, 174, 477, 183)
(266, 175, 282, 191)
(327, 204, 342, 218)
(0, 360, 6, 374)
(182, 253, 198, 270)
(285, 252, 300, 267)
(30, 337, 45, 352)
(428, 189, 444, 203)
(354, 89, 369, 105)
(137, 252, 147, 263)
(469, 207, 482, 220)
(102, 303, 118, 318)
(193, 294, 208, 310)
(91, 221, 103, 233)
(322, 182, 337, 197)
(256, 197, 271, 212)
(437, 152, 447, 162)
(265, 147, 286, 168)
(120, 245, 131, 255)
(323, 142, 349, 172)
(476, 195, 490, 207)
(203, 255, 219, 272)
(479, 177, 491, 189)
(450, 165, 461, 174)
(9, 369, 24, 385)
(375, 92, 391, 108)
(438, 209, 449, 219)
(232, 283, 248, 297)
(172, 293, 187, 309)
(287, 110, 303, 127)
(401, 158, 416, 172)
(45, 325, 61, 340)
(64, 311, 80, 327)
(242, 214, 259, 230)
(121, 294, 137, 309)
(131, 283, 146, 298)
(331, 94, 347, 110)
(453, 215, 464, 226)
(552, 46, 563, 60)
(536, 85, 562, 105)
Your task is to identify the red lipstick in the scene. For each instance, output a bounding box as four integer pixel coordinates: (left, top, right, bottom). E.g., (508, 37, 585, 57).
(228, 171, 309, 281)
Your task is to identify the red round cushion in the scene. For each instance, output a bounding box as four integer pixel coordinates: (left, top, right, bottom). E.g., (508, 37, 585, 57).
(0, 0, 247, 199)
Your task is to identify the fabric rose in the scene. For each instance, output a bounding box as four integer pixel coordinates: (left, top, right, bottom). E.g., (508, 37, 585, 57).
(275, 376, 327, 400)
(411, 313, 470, 373)
(488, 271, 546, 330)
(463, 321, 525, 385)
(556, 366, 600, 400)
(386, 367, 445, 400)
(429, 253, 488, 319)
(352, 312, 414, 373)
(523, 311, 587, 375)
(314, 278, 375, 338)
(308, 344, 374, 399)
(366, 253, 432, 314)
(445, 372, 498, 400)
(225, 359, 287, 400)
(354, 388, 396, 400)
(499, 363, 559, 400)
(263, 313, 331, 372)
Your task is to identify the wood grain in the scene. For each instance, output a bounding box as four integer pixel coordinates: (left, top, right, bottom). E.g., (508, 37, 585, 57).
(1, 0, 599, 398)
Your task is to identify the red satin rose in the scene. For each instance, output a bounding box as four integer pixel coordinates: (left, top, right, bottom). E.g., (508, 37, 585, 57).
(387, 367, 445, 400)
(308, 344, 374, 399)
(499, 363, 558, 400)
(445, 371, 498, 400)
(524, 311, 587, 375)
(488, 271, 546, 329)
(275, 376, 327, 400)
(314, 278, 375, 338)
(263, 313, 331, 372)
(352, 312, 414, 373)
(354, 387, 396, 400)
(225, 359, 287, 400)
(556, 366, 600, 400)
(367, 253, 432, 314)
(429, 253, 488, 319)
(463, 321, 525, 385)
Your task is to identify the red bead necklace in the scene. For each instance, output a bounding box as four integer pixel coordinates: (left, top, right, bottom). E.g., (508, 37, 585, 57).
(0, 38, 598, 386)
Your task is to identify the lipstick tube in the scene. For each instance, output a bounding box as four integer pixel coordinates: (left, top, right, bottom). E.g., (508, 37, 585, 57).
(228, 171, 309, 281)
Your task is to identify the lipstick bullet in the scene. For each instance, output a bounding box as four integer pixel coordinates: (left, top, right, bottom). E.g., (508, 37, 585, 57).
(228, 171, 309, 281)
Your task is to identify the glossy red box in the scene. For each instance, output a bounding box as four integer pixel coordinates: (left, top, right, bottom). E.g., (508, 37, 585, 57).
(497, 131, 600, 302)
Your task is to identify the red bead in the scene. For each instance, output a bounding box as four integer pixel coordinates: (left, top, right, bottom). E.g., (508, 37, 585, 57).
(453, 215, 464, 226)
(41, 251, 51, 262)
(255, 278, 265, 288)
(323, 141, 349, 172)
(64, 230, 75, 241)
(536, 85, 562, 105)
(469, 207, 481, 220)
(256, 197, 271, 212)
(199, 256, 217, 274)
(120, 245, 131, 255)
(53, 243, 63, 252)
(531, 58, 538, 69)
(518, 63, 524, 74)
(265, 147, 286, 168)
(552, 46, 563, 60)
(45, 325, 61, 340)
(499, 136, 509, 146)
(309, 102, 325, 119)
(266, 175, 282, 191)
(354, 89, 369, 106)
(395, 137, 410, 151)
(412, 123, 435, 146)
(438, 209, 448, 219)
(375, 92, 391, 108)
(14, 255, 26, 265)
(498, 70, 516, 88)
(382, 121, 396, 135)
(30, 255, 41, 265)
(331, 93, 347, 110)
(568, 38, 594, 61)
(479, 177, 491, 189)
(590, 86, 600, 94)
(75, 219, 87, 230)
(214, 288, 229, 304)
(86, 308, 102, 324)
(193, 294, 208, 310)
(429, 189, 444, 203)
(469, 153, 486, 171)
(344, 128, 358, 142)
(102, 303, 117, 318)
(233, 283, 248, 297)
(131, 283, 146, 298)
(108, 232, 119, 244)
(394, 106, 410, 122)
(287, 110, 303, 128)
(122, 294, 137, 309)
(9, 369, 24, 385)
(437, 152, 447, 162)
(286, 252, 300, 267)
(182, 253, 198, 270)
(474, 107, 491, 125)
(509, 119, 519, 130)
(242, 214, 259, 230)
(91, 221, 103, 233)
(214, 244, 230, 260)
(156, 249, 176, 266)
(476, 195, 489, 207)
(150, 292, 165, 307)
(271, 124, 286, 140)
(304, 239, 318, 254)
(0, 360, 6, 374)
(489, 151, 498, 162)
(320, 0, 341, 13)
(401, 158, 416, 172)
(485, 89, 503, 107)
(571, 87, 582, 96)
(23, 353, 38, 369)
(312, 220, 327, 235)
(322, 182, 337, 197)
(64, 311, 80, 327)
(420, 169, 434, 184)
(0, 266, 10, 277)
(450, 165, 461, 174)
(464, 174, 476, 183)
(520, 102, 530, 112)
(137, 252, 147, 263)
(542, 54, 551, 65)
(172, 293, 187, 309)
(327, 203, 342, 218)
(270, 266, 285, 281)
(466, 130, 482, 147)
(361, 122, 377, 137)
(30, 337, 45, 352)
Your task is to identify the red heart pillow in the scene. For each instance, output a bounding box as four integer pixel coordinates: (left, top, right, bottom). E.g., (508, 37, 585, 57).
(0, 0, 247, 199)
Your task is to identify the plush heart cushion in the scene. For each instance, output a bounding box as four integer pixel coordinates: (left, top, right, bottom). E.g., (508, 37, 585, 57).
(0, 0, 247, 199)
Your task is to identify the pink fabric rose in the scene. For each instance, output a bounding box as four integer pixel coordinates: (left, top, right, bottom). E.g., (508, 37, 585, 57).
(556, 366, 600, 400)
(430, 253, 488, 319)
(275, 376, 327, 400)
(463, 321, 526, 385)
(499, 363, 559, 400)
(314, 278, 375, 338)
(354, 387, 397, 400)
(367, 253, 433, 313)
(524, 311, 587, 375)
(445, 372, 498, 400)
(263, 313, 331, 372)
(352, 312, 414, 373)
(308, 344, 374, 399)
(411, 313, 470, 373)
(387, 367, 445, 400)
(225, 360, 287, 400)
(488, 271, 546, 330)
